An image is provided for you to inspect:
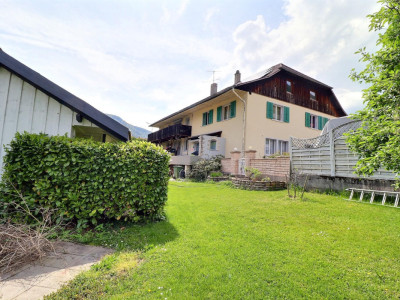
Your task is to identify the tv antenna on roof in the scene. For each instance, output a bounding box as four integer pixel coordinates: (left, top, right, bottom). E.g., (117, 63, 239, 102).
(207, 70, 220, 83)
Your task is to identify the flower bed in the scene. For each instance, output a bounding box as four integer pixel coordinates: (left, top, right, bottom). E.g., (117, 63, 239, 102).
(232, 177, 286, 191)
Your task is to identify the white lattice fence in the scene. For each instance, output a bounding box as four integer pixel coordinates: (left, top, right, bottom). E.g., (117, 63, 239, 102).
(290, 121, 396, 180)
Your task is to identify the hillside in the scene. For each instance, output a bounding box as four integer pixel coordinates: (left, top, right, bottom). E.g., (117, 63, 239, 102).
(107, 114, 151, 139)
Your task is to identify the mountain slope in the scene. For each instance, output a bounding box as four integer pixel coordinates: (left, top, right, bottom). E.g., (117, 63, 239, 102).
(107, 114, 151, 139)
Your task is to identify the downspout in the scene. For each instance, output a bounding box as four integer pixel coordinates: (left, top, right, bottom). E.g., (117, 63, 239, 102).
(231, 88, 246, 158)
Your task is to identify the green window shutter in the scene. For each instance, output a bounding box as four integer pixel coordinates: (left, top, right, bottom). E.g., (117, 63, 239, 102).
(266, 102, 274, 119)
(208, 109, 213, 124)
(305, 112, 311, 127)
(230, 101, 236, 118)
(284, 106, 290, 123)
(217, 106, 222, 122)
(318, 116, 323, 130)
(323, 117, 329, 127)
(202, 112, 207, 126)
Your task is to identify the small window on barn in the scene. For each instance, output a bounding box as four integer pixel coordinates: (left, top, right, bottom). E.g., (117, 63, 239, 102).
(210, 140, 217, 150)
(286, 80, 292, 93)
(310, 91, 316, 101)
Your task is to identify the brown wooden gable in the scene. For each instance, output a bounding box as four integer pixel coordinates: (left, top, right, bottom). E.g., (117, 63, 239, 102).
(240, 70, 345, 117)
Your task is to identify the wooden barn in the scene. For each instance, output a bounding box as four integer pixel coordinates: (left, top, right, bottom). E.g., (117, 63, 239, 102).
(0, 49, 130, 175)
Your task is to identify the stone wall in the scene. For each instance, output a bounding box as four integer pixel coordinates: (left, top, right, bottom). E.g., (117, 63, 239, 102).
(296, 174, 398, 193)
(232, 178, 286, 191)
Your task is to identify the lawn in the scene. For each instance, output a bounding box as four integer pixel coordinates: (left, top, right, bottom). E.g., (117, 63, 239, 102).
(48, 181, 400, 299)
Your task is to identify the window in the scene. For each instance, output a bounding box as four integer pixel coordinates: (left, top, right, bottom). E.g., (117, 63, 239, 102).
(223, 104, 231, 120)
(310, 114, 318, 129)
(265, 138, 288, 156)
(286, 80, 292, 93)
(266, 102, 290, 123)
(305, 112, 329, 130)
(310, 91, 316, 101)
(217, 100, 236, 122)
(210, 140, 217, 150)
(183, 139, 188, 151)
(202, 109, 213, 126)
(185, 117, 190, 125)
(273, 105, 283, 121)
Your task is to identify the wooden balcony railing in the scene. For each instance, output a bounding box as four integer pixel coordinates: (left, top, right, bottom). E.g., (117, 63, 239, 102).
(148, 124, 192, 143)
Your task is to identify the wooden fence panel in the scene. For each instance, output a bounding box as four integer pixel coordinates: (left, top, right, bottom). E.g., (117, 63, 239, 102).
(290, 131, 396, 180)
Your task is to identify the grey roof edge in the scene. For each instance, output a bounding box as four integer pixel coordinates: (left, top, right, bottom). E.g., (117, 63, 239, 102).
(0, 49, 130, 141)
(150, 63, 343, 126)
(150, 85, 234, 126)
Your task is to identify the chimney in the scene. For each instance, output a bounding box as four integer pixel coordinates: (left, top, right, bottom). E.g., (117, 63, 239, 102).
(234, 70, 241, 84)
(210, 82, 218, 95)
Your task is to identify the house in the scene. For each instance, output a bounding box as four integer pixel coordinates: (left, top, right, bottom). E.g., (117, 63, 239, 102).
(0, 49, 130, 175)
(148, 63, 347, 173)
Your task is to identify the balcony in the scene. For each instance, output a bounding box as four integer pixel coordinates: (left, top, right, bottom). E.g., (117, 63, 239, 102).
(148, 124, 192, 143)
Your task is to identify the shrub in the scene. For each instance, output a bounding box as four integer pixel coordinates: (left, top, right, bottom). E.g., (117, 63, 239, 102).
(0, 133, 170, 226)
(245, 167, 263, 181)
(187, 156, 223, 181)
(210, 171, 223, 178)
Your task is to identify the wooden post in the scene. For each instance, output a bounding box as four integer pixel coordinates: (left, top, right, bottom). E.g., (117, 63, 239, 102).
(329, 130, 335, 176)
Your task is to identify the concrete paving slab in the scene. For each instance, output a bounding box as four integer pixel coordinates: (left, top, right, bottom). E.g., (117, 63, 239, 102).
(32, 267, 83, 289)
(52, 241, 107, 256)
(14, 286, 57, 300)
(0, 282, 32, 300)
(0, 241, 113, 300)
(39, 253, 101, 269)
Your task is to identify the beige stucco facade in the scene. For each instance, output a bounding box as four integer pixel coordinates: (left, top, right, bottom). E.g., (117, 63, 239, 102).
(245, 93, 334, 158)
(155, 89, 336, 159)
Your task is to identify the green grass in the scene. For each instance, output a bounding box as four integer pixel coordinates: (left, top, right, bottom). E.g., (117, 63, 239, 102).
(48, 181, 400, 299)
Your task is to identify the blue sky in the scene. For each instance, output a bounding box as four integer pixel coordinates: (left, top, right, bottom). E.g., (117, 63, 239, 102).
(0, 0, 380, 130)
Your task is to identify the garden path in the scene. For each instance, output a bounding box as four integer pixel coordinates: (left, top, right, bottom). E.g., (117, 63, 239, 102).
(0, 241, 113, 300)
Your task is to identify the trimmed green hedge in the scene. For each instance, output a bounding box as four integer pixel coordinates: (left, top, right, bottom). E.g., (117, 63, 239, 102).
(0, 133, 170, 226)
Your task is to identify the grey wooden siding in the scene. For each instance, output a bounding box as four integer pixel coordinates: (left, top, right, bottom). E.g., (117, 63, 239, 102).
(0, 67, 96, 174)
(290, 121, 396, 180)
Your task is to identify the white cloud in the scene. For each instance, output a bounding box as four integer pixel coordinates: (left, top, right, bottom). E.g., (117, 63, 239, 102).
(224, 0, 380, 113)
(334, 88, 364, 113)
(204, 7, 220, 28)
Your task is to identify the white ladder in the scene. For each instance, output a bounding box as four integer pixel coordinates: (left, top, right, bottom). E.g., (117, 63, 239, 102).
(346, 188, 400, 208)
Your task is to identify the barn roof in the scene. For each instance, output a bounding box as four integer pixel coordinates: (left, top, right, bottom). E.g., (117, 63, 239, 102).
(0, 49, 130, 141)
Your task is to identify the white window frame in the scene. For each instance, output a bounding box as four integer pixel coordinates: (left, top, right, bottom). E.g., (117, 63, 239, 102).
(310, 114, 318, 129)
(222, 104, 231, 121)
(210, 140, 217, 151)
(272, 104, 284, 122)
(265, 138, 288, 156)
(203, 111, 210, 126)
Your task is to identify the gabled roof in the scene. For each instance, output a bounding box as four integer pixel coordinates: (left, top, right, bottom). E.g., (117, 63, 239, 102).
(151, 63, 345, 126)
(237, 63, 333, 89)
(0, 49, 130, 141)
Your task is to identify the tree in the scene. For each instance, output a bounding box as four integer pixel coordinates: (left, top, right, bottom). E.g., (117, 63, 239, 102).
(347, 0, 400, 184)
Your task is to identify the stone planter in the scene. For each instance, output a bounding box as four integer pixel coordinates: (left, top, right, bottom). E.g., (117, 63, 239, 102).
(232, 177, 286, 191)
